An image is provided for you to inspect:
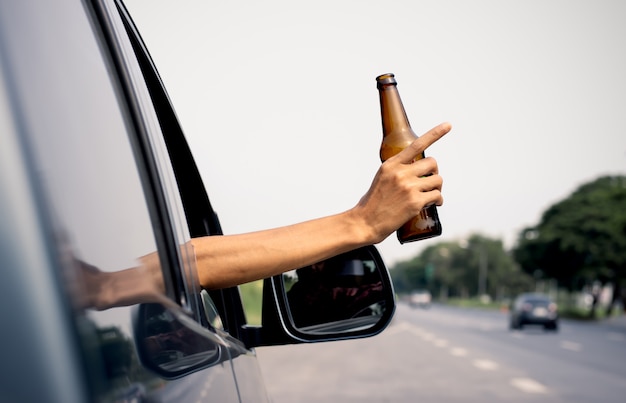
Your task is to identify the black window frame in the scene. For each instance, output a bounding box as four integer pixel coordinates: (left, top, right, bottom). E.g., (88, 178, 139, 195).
(86, 0, 186, 304)
(92, 0, 250, 337)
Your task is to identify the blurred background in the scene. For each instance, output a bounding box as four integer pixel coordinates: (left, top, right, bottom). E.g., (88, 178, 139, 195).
(126, 0, 625, 401)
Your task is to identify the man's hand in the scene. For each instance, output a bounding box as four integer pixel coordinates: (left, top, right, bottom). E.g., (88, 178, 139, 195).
(354, 122, 452, 243)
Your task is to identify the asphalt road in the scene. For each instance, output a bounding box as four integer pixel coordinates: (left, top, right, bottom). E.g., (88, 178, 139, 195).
(256, 303, 626, 403)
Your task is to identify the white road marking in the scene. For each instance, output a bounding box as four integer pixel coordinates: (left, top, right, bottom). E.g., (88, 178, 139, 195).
(384, 321, 410, 336)
(473, 359, 499, 371)
(407, 327, 425, 337)
(510, 377, 548, 394)
(385, 318, 553, 397)
(450, 347, 468, 357)
(388, 321, 474, 360)
(421, 333, 436, 341)
(560, 340, 582, 352)
(197, 375, 215, 403)
(385, 321, 423, 336)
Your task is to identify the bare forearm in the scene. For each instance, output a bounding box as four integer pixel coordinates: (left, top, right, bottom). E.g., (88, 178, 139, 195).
(192, 209, 372, 290)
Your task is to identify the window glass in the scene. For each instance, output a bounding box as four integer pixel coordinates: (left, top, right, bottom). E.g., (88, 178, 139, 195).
(17, 3, 165, 307)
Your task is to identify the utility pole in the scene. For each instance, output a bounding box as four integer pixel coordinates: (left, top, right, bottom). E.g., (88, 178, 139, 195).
(478, 245, 488, 297)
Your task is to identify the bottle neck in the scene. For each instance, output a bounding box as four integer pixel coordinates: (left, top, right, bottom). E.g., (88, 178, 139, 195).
(378, 83, 412, 134)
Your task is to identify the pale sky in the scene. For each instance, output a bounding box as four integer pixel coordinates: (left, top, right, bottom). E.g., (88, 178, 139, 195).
(125, 0, 626, 266)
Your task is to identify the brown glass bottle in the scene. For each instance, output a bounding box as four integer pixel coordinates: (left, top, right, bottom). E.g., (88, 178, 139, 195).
(376, 73, 442, 243)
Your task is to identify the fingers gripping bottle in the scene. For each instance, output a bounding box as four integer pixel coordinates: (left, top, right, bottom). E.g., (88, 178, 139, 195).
(376, 73, 442, 243)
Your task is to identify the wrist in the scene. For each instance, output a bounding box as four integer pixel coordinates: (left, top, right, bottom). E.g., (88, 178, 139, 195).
(343, 205, 380, 246)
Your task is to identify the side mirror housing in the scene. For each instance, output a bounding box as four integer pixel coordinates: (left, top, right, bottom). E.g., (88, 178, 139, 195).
(247, 245, 395, 347)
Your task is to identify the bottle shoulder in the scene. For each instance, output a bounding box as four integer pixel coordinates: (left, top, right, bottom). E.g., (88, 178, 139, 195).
(382, 128, 417, 145)
(380, 128, 419, 161)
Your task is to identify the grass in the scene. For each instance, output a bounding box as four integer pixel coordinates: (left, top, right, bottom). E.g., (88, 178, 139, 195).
(444, 297, 505, 311)
(239, 280, 263, 326)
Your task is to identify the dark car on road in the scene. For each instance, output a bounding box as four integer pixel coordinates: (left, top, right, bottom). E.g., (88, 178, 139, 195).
(509, 293, 559, 331)
(0, 1, 396, 402)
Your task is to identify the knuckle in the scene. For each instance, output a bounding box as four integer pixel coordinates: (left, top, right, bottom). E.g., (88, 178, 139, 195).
(424, 156, 437, 169)
(379, 161, 398, 179)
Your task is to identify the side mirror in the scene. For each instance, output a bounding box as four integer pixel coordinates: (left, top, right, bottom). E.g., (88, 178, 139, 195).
(252, 245, 395, 346)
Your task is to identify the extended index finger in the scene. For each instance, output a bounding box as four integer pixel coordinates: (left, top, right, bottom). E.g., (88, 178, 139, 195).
(397, 122, 452, 164)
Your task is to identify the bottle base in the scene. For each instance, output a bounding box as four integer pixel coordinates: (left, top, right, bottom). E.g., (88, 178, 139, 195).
(397, 228, 442, 244)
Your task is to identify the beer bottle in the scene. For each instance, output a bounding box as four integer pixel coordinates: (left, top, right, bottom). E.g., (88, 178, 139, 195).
(376, 73, 442, 243)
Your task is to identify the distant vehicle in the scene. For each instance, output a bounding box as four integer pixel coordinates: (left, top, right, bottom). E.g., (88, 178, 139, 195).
(509, 293, 559, 331)
(409, 290, 432, 308)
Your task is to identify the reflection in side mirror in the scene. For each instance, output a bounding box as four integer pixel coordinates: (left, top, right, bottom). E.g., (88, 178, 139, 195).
(281, 246, 394, 336)
(132, 303, 225, 379)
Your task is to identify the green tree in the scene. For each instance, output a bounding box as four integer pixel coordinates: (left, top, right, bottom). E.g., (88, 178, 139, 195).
(391, 253, 433, 294)
(421, 242, 466, 300)
(391, 234, 532, 301)
(513, 175, 626, 316)
(391, 246, 445, 293)
(460, 234, 532, 300)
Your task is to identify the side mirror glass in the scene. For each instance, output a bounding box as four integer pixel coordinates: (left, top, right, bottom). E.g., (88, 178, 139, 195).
(276, 245, 395, 339)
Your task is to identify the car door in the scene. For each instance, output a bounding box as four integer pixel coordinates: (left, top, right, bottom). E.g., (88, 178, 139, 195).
(0, 0, 260, 401)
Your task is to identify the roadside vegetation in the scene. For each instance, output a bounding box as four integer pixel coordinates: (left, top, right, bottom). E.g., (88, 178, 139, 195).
(391, 175, 626, 321)
(423, 296, 624, 321)
(239, 280, 263, 325)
